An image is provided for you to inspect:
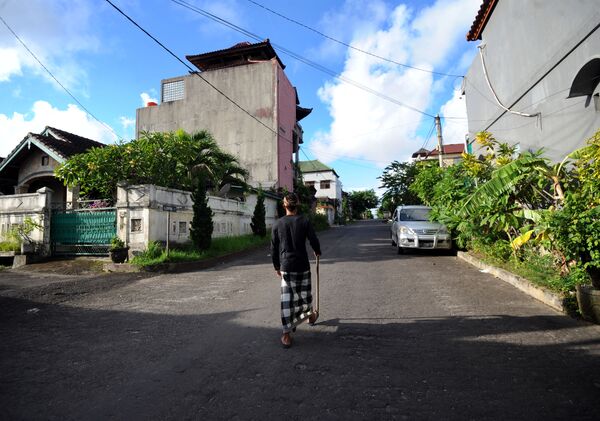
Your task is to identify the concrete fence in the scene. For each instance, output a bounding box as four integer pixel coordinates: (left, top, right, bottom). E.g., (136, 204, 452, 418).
(116, 184, 278, 253)
(0, 187, 52, 255)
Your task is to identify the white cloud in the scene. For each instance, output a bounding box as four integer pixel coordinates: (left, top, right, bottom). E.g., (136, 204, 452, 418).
(0, 100, 117, 157)
(0, 0, 98, 92)
(440, 89, 468, 145)
(140, 92, 158, 106)
(309, 0, 480, 164)
(120, 116, 135, 130)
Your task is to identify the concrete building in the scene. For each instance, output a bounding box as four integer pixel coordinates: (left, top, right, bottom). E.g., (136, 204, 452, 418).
(136, 40, 312, 192)
(463, 0, 600, 162)
(411, 143, 465, 165)
(299, 160, 342, 225)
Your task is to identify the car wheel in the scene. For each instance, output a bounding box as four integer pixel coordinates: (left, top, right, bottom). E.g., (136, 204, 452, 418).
(397, 243, 404, 255)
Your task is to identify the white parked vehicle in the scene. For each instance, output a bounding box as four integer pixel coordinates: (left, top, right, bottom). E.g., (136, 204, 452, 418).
(390, 205, 452, 254)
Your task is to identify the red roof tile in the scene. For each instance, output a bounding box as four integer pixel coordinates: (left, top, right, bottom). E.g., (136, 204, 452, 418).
(428, 143, 465, 156)
(466, 0, 498, 41)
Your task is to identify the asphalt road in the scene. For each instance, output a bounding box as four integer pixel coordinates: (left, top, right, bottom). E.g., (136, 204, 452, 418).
(2, 220, 600, 420)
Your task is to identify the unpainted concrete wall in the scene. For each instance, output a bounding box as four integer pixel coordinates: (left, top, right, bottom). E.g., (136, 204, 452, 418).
(136, 60, 294, 190)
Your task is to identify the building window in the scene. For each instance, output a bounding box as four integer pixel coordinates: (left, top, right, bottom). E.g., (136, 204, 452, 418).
(41, 155, 49, 166)
(131, 219, 142, 232)
(162, 79, 184, 102)
(179, 221, 187, 235)
(305, 181, 315, 188)
(320, 180, 331, 189)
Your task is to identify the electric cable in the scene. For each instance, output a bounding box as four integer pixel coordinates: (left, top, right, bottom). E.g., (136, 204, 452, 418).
(0, 14, 120, 140)
(243, 0, 464, 79)
(104, 0, 296, 147)
(170, 0, 437, 119)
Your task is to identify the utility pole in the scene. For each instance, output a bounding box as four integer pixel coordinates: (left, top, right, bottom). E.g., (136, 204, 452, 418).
(435, 115, 444, 167)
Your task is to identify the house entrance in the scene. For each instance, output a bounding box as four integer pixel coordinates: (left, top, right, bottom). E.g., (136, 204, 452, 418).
(50, 208, 117, 255)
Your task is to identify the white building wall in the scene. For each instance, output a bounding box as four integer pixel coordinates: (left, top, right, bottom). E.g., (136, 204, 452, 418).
(116, 184, 278, 252)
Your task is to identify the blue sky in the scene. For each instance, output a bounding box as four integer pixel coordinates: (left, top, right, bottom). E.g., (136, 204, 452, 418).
(0, 0, 481, 194)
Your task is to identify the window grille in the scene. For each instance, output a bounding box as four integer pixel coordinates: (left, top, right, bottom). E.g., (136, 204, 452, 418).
(162, 79, 184, 102)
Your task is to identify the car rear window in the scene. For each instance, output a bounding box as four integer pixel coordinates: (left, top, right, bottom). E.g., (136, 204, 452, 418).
(399, 208, 430, 221)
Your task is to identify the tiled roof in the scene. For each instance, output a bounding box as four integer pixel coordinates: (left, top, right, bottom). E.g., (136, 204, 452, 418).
(299, 160, 332, 173)
(0, 126, 105, 175)
(411, 148, 430, 158)
(428, 143, 465, 156)
(466, 0, 498, 41)
(186, 40, 285, 71)
(40, 126, 105, 158)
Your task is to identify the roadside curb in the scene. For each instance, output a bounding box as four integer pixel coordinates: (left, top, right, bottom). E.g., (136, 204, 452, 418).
(457, 251, 566, 313)
(103, 243, 268, 274)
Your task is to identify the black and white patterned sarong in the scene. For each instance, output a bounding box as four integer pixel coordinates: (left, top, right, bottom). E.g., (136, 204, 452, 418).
(280, 271, 315, 333)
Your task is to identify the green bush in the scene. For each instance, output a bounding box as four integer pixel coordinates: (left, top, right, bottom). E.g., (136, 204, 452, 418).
(0, 240, 20, 252)
(309, 213, 329, 231)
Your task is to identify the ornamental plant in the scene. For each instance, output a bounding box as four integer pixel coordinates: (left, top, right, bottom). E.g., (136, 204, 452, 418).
(250, 190, 267, 237)
(190, 176, 213, 251)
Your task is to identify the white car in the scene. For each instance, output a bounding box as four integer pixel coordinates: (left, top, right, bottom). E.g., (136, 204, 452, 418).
(390, 205, 452, 254)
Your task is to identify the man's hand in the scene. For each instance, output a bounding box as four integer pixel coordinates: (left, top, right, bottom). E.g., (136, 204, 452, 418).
(275, 270, 281, 278)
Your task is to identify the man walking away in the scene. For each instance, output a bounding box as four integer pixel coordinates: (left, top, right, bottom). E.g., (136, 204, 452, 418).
(271, 193, 321, 348)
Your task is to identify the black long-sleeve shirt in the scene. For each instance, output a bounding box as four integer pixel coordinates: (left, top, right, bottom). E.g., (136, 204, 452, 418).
(271, 214, 321, 272)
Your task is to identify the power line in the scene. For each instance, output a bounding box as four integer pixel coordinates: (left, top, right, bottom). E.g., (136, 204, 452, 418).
(0, 14, 120, 140)
(244, 0, 464, 79)
(104, 0, 297, 148)
(170, 0, 437, 119)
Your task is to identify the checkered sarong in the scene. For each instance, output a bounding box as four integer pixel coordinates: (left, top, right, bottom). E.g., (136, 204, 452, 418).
(280, 271, 314, 333)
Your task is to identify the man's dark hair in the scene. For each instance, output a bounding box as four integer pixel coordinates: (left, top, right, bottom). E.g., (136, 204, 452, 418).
(284, 192, 299, 211)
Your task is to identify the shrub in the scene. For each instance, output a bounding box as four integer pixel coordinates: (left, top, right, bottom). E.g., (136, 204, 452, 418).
(250, 191, 267, 237)
(309, 213, 329, 231)
(190, 176, 213, 251)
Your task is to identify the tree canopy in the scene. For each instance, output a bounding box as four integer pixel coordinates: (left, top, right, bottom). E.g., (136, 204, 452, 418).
(55, 130, 248, 199)
(348, 189, 379, 219)
(378, 160, 421, 212)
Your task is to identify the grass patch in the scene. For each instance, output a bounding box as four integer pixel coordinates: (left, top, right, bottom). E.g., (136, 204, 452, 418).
(470, 241, 580, 294)
(0, 241, 20, 252)
(131, 234, 270, 268)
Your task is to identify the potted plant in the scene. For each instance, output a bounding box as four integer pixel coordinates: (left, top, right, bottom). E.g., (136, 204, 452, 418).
(109, 236, 129, 263)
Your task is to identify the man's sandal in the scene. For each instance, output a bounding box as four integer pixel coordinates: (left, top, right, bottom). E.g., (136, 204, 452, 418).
(281, 333, 292, 348)
(308, 311, 319, 326)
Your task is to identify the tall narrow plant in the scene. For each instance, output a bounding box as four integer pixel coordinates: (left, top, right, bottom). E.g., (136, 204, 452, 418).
(190, 176, 213, 251)
(250, 190, 267, 237)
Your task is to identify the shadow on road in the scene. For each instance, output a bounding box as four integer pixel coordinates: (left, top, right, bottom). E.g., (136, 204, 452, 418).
(2, 294, 600, 420)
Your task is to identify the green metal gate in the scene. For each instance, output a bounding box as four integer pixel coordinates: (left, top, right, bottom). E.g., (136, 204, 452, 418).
(51, 209, 117, 255)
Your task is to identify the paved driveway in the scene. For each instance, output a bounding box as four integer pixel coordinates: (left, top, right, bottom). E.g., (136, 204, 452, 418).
(2, 220, 600, 420)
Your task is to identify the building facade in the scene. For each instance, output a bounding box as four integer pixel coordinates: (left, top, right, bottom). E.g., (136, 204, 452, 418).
(0, 127, 104, 205)
(464, 0, 600, 162)
(136, 41, 311, 192)
(299, 160, 342, 225)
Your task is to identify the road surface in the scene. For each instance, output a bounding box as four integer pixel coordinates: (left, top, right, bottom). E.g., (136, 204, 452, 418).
(2, 220, 600, 420)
